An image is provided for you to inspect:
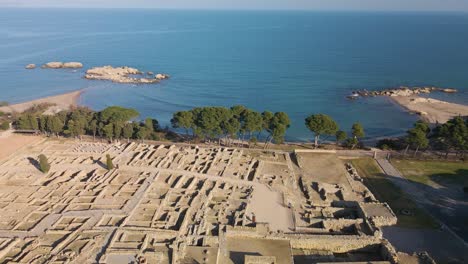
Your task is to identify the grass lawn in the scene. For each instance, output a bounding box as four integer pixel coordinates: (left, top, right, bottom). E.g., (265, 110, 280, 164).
(391, 159, 468, 187)
(348, 158, 439, 229)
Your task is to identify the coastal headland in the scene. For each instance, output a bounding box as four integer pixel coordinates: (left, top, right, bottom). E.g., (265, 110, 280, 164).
(391, 95, 468, 124)
(349, 86, 468, 124)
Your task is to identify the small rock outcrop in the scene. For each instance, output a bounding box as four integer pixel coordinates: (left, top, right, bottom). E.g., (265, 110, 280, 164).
(42, 62, 64, 69)
(85, 66, 169, 84)
(155, 73, 170, 80)
(63, 62, 84, 68)
(442, 88, 457, 93)
(41, 62, 83, 69)
(25, 64, 36, 69)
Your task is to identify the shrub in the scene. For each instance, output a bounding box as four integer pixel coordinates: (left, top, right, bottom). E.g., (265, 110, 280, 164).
(0, 101, 9, 107)
(38, 154, 50, 173)
(106, 154, 114, 170)
(376, 138, 404, 151)
(250, 137, 258, 145)
(344, 137, 359, 148)
(0, 121, 9, 130)
(150, 132, 160, 141)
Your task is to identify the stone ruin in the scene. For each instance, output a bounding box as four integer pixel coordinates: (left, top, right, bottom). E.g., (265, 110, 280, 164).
(0, 140, 432, 263)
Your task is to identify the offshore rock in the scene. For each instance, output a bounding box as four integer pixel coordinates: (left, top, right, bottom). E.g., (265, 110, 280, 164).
(155, 73, 170, 80)
(41, 62, 83, 69)
(63, 62, 84, 68)
(85, 66, 168, 84)
(42, 62, 64, 69)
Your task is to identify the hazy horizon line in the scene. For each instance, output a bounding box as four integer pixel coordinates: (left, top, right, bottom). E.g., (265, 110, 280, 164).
(2, 6, 468, 13)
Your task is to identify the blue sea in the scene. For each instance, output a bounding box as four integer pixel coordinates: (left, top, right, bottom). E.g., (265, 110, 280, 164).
(1, 9, 468, 141)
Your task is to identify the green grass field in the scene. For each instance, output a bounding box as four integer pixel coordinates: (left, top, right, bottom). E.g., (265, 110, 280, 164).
(391, 159, 468, 187)
(348, 158, 438, 229)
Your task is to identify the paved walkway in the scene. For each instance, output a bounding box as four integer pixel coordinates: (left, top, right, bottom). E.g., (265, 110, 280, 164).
(376, 159, 404, 179)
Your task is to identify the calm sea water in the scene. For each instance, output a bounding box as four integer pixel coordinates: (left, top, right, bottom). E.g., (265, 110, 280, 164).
(1, 9, 468, 141)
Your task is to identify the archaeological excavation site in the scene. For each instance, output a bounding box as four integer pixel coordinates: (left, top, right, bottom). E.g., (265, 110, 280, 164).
(0, 139, 432, 263)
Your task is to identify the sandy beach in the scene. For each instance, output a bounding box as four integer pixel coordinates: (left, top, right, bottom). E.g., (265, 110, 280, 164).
(391, 95, 468, 124)
(0, 90, 83, 114)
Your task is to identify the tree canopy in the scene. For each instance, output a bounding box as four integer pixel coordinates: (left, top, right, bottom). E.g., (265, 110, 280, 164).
(171, 106, 290, 146)
(99, 106, 139, 123)
(433, 116, 468, 154)
(406, 127, 429, 153)
(351, 123, 365, 139)
(335, 130, 347, 144)
(171, 111, 194, 135)
(305, 114, 339, 147)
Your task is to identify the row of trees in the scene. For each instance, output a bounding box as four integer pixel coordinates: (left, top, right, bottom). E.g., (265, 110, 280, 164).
(15, 106, 161, 142)
(304, 114, 365, 148)
(15, 104, 371, 148)
(171, 106, 291, 146)
(377, 116, 467, 157)
(12, 102, 467, 157)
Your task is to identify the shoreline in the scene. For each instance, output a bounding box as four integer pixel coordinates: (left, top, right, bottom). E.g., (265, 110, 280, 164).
(0, 90, 83, 114)
(2, 90, 467, 142)
(390, 95, 468, 124)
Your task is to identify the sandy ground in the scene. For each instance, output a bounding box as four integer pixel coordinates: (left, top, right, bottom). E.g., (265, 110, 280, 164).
(247, 184, 294, 232)
(0, 132, 43, 161)
(392, 95, 468, 123)
(296, 153, 350, 187)
(0, 90, 83, 114)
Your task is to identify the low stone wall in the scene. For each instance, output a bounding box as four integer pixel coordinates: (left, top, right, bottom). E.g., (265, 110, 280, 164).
(294, 149, 337, 154)
(379, 240, 399, 264)
(245, 255, 277, 264)
(288, 234, 381, 253)
(226, 225, 260, 238)
(228, 226, 380, 252)
(358, 202, 398, 227)
(322, 218, 364, 231)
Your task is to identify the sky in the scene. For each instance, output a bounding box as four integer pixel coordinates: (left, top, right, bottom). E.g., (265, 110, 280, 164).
(1, 0, 468, 11)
